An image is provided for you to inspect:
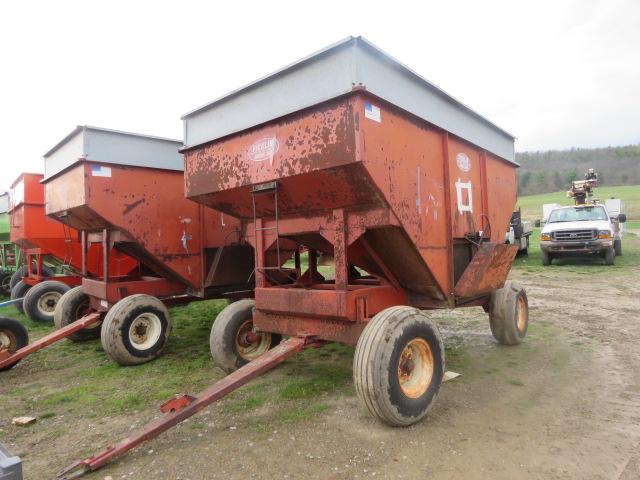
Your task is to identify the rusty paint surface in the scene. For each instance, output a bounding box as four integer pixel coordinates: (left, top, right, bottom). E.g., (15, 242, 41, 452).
(9, 173, 137, 278)
(44, 163, 244, 289)
(183, 91, 518, 343)
(453, 243, 518, 298)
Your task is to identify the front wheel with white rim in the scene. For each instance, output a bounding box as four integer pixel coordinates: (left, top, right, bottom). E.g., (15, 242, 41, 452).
(101, 295, 171, 366)
(0, 317, 29, 372)
(489, 281, 529, 345)
(23, 280, 71, 323)
(353, 306, 445, 427)
(210, 299, 282, 374)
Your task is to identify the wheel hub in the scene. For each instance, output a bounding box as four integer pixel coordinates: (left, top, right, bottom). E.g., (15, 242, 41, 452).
(397, 337, 434, 399)
(235, 320, 271, 360)
(128, 313, 162, 350)
(516, 295, 528, 332)
(37, 291, 62, 314)
(0, 330, 16, 352)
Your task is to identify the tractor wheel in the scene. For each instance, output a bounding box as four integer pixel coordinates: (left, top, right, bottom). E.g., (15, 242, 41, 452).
(489, 281, 529, 346)
(210, 299, 281, 374)
(353, 306, 445, 427)
(0, 317, 29, 372)
(10, 281, 31, 313)
(101, 294, 171, 366)
(23, 280, 70, 323)
(614, 240, 622, 257)
(0, 272, 12, 296)
(54, 286, 102, 341)
(9, 264, 55, 291)
(541, 250, 552, 266)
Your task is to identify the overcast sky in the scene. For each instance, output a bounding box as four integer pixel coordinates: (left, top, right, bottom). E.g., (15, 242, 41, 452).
(1, 0, 638, 189)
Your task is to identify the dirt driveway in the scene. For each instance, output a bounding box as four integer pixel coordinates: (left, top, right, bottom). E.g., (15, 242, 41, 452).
(2, 260, 640, 480)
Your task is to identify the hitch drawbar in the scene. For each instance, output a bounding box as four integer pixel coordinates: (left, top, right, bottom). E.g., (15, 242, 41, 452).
(0, 313, 102, 371)
(57, 336, 319, 479)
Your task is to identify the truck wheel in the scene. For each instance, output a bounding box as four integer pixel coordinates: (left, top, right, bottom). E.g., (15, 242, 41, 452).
(604, 247, 615, 266)
(54, 286, 102, 341)
(0, 272, 12, 296)
(353, 306, 445, 427)
(23, 281, 70, 323)
(101, 295, 171, 366)
(0, 317, 29, 371)
(489, 281, 529, 345)
(210, 299, 281, 374)
(522, 236, 530, 255)
(10, 281, 31, 313)
(541, 250, 552, 266)
(614, 240, 622, 257)
(9, 265, 54, 291)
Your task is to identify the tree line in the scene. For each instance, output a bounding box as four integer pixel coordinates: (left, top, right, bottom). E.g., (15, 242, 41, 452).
(516, 144, 640, 195)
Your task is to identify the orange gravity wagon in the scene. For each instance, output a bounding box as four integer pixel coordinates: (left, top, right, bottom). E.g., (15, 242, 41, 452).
(8, 172, 138, 322)
(39, 126, 255, 366)
(58, 37, 530, 479)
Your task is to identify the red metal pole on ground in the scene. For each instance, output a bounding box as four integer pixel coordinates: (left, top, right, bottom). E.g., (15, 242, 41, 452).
(0, 313, 101, 370)
(57, 335, 318, 479)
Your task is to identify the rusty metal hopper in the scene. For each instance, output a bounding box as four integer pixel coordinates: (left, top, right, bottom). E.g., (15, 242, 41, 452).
(183, 37, 518, 305)
(43, 126, 252, 291)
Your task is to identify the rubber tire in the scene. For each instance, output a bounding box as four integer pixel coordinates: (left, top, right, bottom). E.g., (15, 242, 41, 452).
(23, 280, 70, 323)
(54, 286, 102, 341)
(0, 317, 29, 371)
(9, 264, 55, 290)
(210, 299, 282, 374)
(614, 240, 622, 257)
(10, 281, 31, 313)
(353, 306, 445, 427)
(489, 281, 529, 346)
(541, 250, 552, 266)
(604, 247, 615, 266)
(0, 272, 12, 296)
(101, 294, 171, 366)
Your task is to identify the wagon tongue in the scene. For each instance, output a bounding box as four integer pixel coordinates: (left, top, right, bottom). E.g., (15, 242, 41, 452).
(57, 336, 320, 478)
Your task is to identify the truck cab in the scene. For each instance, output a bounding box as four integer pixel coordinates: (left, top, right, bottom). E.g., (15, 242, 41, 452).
(540, 204, 626, 265)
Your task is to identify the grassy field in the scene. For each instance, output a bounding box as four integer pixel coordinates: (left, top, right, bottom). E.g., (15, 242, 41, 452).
(517, 184, 640, 221)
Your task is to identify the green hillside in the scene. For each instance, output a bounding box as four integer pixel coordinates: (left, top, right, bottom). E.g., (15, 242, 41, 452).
(516, 184, 640, 222)
(516, 144, 640, 195)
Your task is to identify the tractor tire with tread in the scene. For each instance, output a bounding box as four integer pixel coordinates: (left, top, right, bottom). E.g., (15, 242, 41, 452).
(210, 299, 281, 374)
(23, 280, 70, 323)
(9, 264, 54, 291)
(54, 286, 102, 341)
(0, 317, 29, 371)
(353, 305, 445, 427)
(489, 281, 529, 345)
(10, 281, 31, 313)
(101, 294, 171, 366)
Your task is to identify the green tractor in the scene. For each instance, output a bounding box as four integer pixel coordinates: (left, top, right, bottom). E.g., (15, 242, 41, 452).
(0, 192, 22, 296)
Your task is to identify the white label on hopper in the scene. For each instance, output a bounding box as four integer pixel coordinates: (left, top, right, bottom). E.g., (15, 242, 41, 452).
(455, 178, 473, 214)
(91, 165, 112, 177)
(364, 102, 381, 123)
(456, 153, 471, 172)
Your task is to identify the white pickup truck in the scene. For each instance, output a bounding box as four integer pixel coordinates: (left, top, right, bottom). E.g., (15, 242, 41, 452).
(539, 204, 626, 266)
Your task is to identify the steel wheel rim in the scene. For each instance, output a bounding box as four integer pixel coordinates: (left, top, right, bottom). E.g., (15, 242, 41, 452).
(0, 329, 17, 353)
(74, 299, 99, 330)
(516, 296, 527, 333)
(235, 319, 272, 360)
(398, 337, 434, 399)
(37, 291, 62, 315)
(128, 312, 162, 350)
